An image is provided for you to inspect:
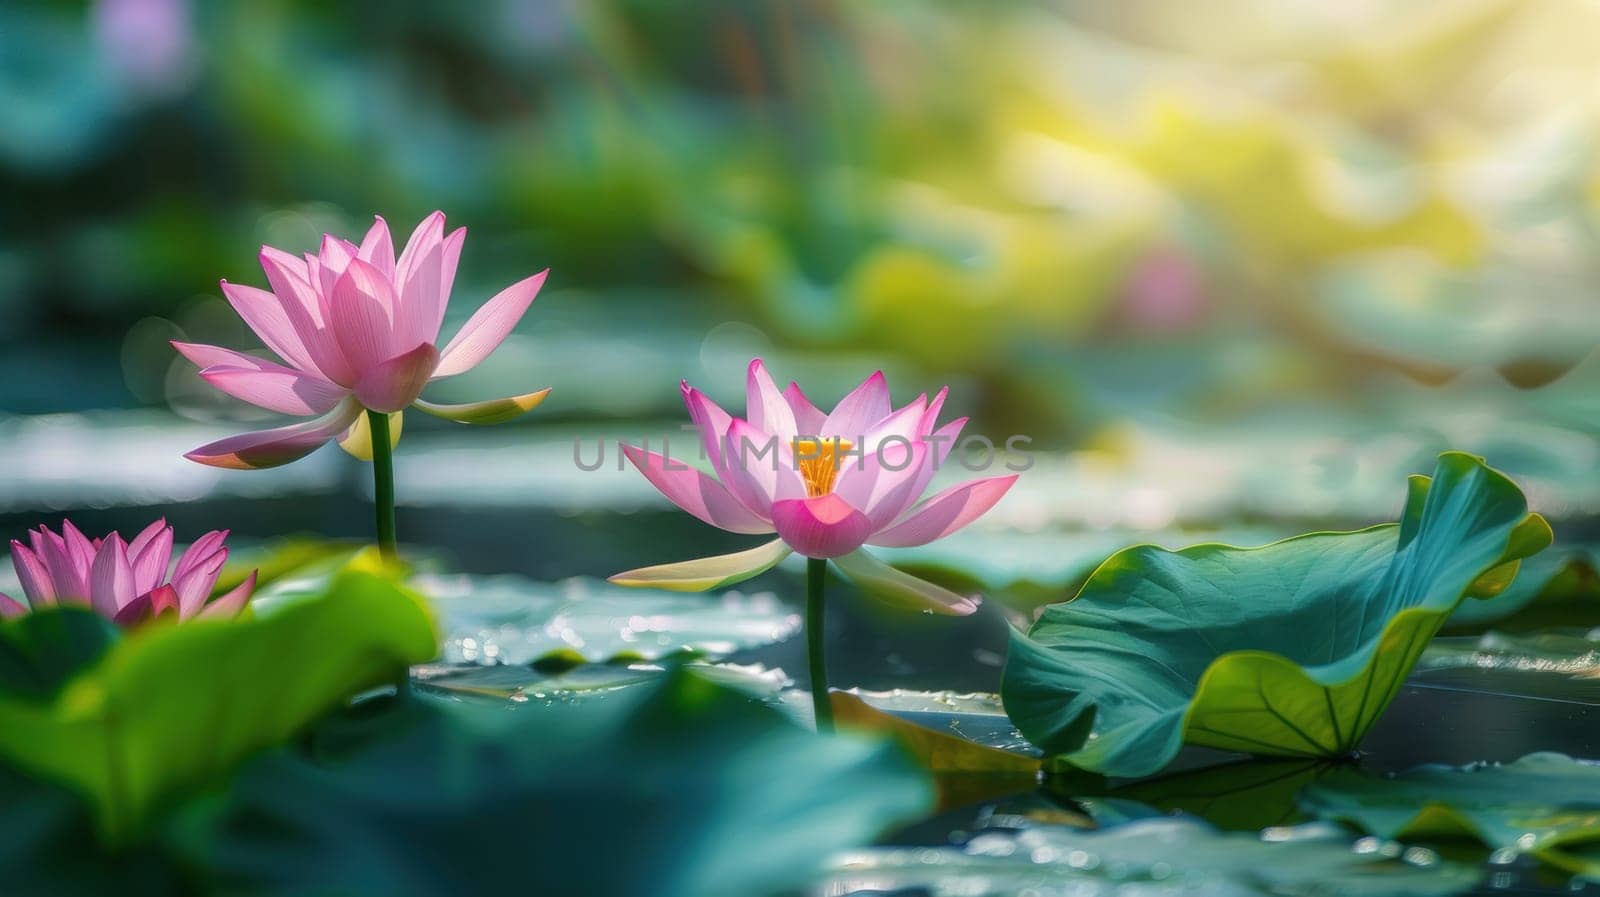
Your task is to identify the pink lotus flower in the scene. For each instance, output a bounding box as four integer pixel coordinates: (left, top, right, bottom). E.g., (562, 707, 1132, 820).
(175, 212, 550, 469)
(609, 360, 1018, 614)
(0, 520, 256, 626)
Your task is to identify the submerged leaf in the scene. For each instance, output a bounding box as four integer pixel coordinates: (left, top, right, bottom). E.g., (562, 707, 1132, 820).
(1002, 452, 1550, 777)
(0, 553, 437, 839)
(1299, 753, 1600, 880)
(173, 668, 933, 897)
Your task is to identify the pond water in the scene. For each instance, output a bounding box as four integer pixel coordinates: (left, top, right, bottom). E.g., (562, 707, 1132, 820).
(5, 407, 1598, 897)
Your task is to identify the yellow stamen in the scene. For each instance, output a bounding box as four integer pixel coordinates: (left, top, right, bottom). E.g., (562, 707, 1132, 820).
(793, 437, 853, 497)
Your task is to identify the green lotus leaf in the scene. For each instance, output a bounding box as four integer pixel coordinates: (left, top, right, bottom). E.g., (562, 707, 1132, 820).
(0, 608, 119, 701)
(1444, 542, 1600, 631)
(0, 553, 438, 840)
(212, 538, 362, 599)
(0, 758, 187, 897)
(793, 688, 1036, 758)
(171, 668, 933, 897)
(1299, 753, 1600, 880)
(816, 816, 1480, 897)
(1001, 452, 1551, 777)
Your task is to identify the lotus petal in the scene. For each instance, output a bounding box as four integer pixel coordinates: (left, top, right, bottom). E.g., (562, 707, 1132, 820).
(833, 549, 980, 615)
(772, 494, 874, 559)
(870, 475, 1019, 548)
(609, 539, 792, 592)
(746, 359, 797, 441)
(434, 270, 546, 377)
(353, 342, 439, 413)
(822, 370, 890, 441)
(185, 399, 364, 470)
(621, 444, 773, 535)
(413, 389, 550, 425)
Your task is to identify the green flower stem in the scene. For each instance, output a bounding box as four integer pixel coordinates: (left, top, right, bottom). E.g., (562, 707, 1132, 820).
(806, 557, 833, 733)
(366, 410, 398, 564)
(365, 410, 409, 696)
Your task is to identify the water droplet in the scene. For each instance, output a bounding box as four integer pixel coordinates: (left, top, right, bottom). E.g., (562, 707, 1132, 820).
(1402, 846, 1436, 866)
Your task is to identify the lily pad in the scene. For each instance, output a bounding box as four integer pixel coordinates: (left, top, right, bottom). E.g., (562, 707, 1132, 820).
(777, 687, 1036, 755)
(828, 687, 1011, 717)
(251, 565, 801, 667)
(417, 573, 801, 666)
(0, 554, 437, 839)
(1407, 627, 1600, 708)
(821, 816, 1479, 896)
(172, 668, 934, 897)
(1001, 452, 1551, 777)
(1299, 753, 1600, 881)
(412, 660, 791, 704)
(1420, 629, 1600, 678)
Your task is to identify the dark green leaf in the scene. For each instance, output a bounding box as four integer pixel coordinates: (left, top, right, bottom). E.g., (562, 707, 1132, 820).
(0, 760, 188, 897)
(0, 608, 119, 700)
(0, 552, 438, 840)
(212, 538, 361, 599)
(1002, 452, 1550, 776)
(173, 668, 933, 897)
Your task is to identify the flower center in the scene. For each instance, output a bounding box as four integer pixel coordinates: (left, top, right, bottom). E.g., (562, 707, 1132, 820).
(793, 437, 853, 498)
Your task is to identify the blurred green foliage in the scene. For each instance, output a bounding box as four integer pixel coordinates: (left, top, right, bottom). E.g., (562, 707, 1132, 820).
(6, 0, 1599, 425)
(173, 667, 931, 897)
(0, 553, 436, 839)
